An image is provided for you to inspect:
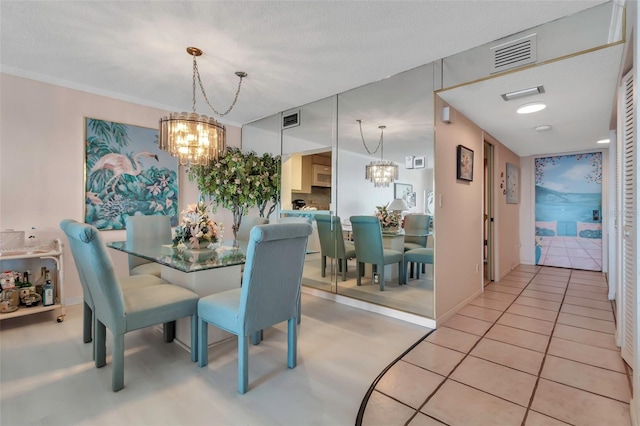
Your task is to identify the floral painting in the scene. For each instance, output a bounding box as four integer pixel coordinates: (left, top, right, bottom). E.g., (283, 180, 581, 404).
(84, 118, 179, 230)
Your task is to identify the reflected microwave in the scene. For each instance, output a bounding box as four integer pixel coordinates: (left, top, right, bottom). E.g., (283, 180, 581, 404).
(312, 164, 331, 187)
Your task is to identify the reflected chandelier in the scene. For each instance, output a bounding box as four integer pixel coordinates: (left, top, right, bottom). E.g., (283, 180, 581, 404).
(358, 120, 398, 188)
(159, 47, 247, 166)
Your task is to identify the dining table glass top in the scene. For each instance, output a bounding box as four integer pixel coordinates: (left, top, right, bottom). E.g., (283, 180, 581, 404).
(107, 241, 246, 273)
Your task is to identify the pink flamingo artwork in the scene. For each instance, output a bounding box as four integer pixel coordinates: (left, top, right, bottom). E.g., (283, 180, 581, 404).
(91, 151, 159, 194)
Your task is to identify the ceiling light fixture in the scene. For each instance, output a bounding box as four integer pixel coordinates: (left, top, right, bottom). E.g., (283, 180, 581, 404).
(517, 102, 546, 114)
(501, 85, 545, 101)
(597, 138, 611, 144)
(358, 120, 398, 188)
(159, 47, 247, 166)
(534, 125, 552, 132)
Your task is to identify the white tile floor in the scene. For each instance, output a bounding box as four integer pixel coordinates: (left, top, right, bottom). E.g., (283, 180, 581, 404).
(361, 265, 632, 426)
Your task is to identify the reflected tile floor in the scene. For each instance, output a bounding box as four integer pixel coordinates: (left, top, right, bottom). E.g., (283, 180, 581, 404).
(538, 236, 602, 271)
(361, 265, 632, 426)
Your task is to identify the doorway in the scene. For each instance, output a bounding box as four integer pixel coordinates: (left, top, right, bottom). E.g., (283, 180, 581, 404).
(484, 141, 494, 284)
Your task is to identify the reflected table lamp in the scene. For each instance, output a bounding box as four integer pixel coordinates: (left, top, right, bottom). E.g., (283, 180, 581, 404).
(388, 198, 409, 214)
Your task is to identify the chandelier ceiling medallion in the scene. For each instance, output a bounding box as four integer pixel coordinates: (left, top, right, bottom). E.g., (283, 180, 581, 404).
(358, 119, 398, 188)
(159, 47, 247, 166)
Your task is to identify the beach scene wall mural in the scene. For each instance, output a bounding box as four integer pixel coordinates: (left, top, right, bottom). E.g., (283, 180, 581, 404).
(534, 152, 602, 271)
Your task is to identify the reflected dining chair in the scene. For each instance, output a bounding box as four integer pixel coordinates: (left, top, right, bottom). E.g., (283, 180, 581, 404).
(61, 220, 199, 392)
(403, 214, 432, 277)
(125, 215, 172, 278)
(197, 222, 312, 393)
(349, 216, 404, 291)
(236, 216, 269, 241)
(315, 215, 356, 281)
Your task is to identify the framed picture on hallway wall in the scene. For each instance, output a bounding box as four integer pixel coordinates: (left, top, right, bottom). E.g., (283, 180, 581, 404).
(84, 117, 179, 230)
(506, 162, 519, 204)
(456, 145, 474, 181)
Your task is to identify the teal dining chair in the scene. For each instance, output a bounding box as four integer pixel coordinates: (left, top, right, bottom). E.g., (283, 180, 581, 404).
(403, 214, 432, 277)
(349, 215, 404, 291)
(60, 220, 199, 392)
(197, 222, 312, 394)
(125, 215, 172, 278)
(315, 215, 356, 281)
(61, 219, 172, 348)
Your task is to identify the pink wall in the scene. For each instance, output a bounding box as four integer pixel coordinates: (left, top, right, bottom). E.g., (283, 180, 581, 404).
(434, 98, 485, 322)
(434, 98, 521, 322)
(0, 73, 240, 304)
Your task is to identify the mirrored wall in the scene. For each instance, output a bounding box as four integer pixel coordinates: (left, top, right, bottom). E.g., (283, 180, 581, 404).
(243, 63, 435, 320)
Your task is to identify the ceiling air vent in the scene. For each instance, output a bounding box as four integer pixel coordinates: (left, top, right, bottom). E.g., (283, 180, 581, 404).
(282, 110, 300, 129)
(490, 34, 537, 74)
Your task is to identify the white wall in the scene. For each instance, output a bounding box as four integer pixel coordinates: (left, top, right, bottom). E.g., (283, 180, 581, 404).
(0, 73, 240, 305)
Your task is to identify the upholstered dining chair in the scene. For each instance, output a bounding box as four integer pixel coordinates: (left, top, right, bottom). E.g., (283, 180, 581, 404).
(197, 222, 312, 394)
(61, 219, 172, 348)
(315, 215, 356, 281)
(403, 214, 432, 277)
(349, 215, 404, 291)
(60, 219, 199, 392)
(125, 215, 172, 277)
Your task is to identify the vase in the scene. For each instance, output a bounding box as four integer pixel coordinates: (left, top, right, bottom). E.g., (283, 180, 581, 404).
(198, 240, 212, 250)
(382, 226, 399, 234)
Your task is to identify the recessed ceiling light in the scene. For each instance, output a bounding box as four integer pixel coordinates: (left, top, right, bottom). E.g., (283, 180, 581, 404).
(534, 125, 552, 132)
(517, 102, 546, 114)
(501, 85, 545, 101)
(597, 138, 610, 144)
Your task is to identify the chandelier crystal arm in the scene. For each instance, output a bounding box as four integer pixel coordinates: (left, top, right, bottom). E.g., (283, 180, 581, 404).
(192, 55, 246, 117)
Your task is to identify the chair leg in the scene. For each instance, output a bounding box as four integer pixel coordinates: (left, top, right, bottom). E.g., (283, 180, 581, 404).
(416, 263, 421, 279)
(238, 335, 249, 394)
(163, 321, 176, 343)
(321, 256, 326, 277)
(198, 318, 209, 367)
(410, 262, 415, 279)
(341, 258, 347, 281)
(112, 333, 125, 392)
(378, 265, 385, 291)
(83, 302, 92, 343)
(287, 317, 297, 369)
(297, 294, 302, 324)
(95, 319, 107, 368)
(398, 261, 404, 285)
(422, 263, 426, 274)
(357, 262, 362, 286)
(190, 314, 198, 363)
(252, 330, 263, 345)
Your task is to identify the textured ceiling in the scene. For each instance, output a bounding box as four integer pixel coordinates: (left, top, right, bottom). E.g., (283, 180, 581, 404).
(0, 0, 610, 134)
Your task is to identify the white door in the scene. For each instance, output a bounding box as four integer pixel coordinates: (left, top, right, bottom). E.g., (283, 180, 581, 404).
(619, 70, 637, 368)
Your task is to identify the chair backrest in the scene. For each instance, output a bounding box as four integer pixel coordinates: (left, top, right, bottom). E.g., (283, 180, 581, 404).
(60, 219, 95, 308)
(349, 215, 384, 264)
(404, 214, 432, 246)
(61, 219, 126, 334)
(239, 223, 312, 334)
(279, 216, 312, 225)
(236, 216, 269, 241)
(125, 215, 172, 271)
(315, 215, 348, 258)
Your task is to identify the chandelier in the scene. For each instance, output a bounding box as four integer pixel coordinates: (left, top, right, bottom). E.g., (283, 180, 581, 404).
(358, 120, 398, 188)
(159, 47, 247, 166)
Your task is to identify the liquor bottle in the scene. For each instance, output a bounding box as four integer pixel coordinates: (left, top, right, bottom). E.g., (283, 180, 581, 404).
(35, 267, 47, 296)
(22, 271, 32, 289)
(42, 270, 54, 306)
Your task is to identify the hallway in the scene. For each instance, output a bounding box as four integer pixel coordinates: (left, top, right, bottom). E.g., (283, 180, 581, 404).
(361, 265, 631, 425)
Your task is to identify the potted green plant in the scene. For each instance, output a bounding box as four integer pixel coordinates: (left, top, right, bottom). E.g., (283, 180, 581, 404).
(188, 147, 281, 240)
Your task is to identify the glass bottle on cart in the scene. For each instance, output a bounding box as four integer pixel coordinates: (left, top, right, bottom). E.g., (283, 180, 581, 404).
(42, 270, 54, 306)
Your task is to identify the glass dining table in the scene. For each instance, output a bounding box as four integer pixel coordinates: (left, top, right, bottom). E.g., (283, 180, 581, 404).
(107, 241, 247, 349)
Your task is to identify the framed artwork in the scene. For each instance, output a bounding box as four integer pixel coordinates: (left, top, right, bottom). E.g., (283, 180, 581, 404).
(456, 145, 474, 181)
(84, 117, 179, 230)
(394, 183, 416, 208)
(413, 156, 426, 168)
(506, 162, 519, 204)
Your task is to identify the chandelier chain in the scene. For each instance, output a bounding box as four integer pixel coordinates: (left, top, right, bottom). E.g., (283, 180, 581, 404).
(358, 120, 384, 159)
(192, 56, 245, 117)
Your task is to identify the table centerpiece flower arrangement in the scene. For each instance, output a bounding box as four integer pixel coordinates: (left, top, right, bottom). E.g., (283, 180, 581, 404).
(375, 203, 401, 233)
(172, 199, 219, 252)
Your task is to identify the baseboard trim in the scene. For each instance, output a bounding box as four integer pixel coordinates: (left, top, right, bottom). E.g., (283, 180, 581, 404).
(434, 287, 484, 326)
(301, 287, 436, 329)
